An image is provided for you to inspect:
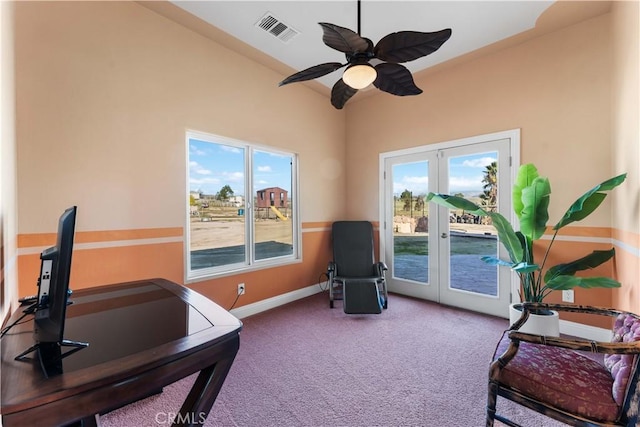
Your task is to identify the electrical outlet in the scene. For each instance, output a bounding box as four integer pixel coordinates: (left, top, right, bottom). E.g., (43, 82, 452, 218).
(237, 283, 245, 296)
(562, 289, 574, 303)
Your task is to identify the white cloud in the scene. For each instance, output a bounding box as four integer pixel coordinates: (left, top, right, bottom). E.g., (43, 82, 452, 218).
(222, 171, 244, 182)
(220, 145, 242, 154)
(189, 145, 207, 156)
(257, 165, 272, 172)
(189, 161, 212, 175)
(449, 175, 483, 192)
(190, 177, 220, 186)
(393, 175, 429, 195)
(462, 157, 496, 168)
(393, 173, 487, 194)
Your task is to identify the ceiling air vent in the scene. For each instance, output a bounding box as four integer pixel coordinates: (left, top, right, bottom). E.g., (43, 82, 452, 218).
(255, 12, 300, 44)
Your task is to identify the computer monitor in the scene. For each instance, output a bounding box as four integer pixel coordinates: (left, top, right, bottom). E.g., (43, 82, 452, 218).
(33, 206, 77, 343)
(15, 206, 88, 376)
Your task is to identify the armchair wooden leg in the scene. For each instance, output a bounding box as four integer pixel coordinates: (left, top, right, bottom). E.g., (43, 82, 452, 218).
(486, 381, 498, 427)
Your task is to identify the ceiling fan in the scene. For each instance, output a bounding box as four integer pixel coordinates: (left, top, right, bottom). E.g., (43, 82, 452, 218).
(278, 0, 452, 109)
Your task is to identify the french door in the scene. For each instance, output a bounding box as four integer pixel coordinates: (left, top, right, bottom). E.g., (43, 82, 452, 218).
(380, 131, 518, 317)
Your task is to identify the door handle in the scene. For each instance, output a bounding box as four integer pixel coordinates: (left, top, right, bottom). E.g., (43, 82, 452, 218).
(441, 232, 448, 238)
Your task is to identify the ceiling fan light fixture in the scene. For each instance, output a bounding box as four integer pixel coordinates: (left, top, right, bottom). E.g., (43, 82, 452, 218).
(342, 64, 377, 89)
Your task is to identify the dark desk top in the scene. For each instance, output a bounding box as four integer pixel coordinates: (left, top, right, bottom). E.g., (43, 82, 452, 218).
(1, 278, 242, 418)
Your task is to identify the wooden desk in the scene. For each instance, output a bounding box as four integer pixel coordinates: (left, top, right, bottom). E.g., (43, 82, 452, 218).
(1, 278, 242, 426)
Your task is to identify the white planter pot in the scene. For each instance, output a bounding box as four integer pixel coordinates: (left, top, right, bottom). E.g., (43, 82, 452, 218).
(509, 303, 560, 337)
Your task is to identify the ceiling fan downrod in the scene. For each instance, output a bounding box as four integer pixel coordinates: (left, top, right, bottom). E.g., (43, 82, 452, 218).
(357, 0, 361, 36)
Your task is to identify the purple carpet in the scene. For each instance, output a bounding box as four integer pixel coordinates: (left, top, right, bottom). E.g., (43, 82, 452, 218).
(101, 292, 565, 426)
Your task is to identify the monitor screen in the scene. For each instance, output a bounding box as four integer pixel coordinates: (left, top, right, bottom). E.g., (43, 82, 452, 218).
(34, 206, 77, 344)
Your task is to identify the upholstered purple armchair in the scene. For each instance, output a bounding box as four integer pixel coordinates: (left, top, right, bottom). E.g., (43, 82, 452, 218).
(487, 303, 640, 427)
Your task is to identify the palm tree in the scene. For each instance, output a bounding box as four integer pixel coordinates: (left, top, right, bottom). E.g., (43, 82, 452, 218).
(415, 195, 425, 214)
(400, 189, 413, 212)
(480, 161, 497, 212)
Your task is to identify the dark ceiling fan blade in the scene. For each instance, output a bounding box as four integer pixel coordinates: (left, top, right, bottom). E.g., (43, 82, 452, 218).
(331, 79, 358, 109)
(279, 62, 346, 86)
(374, 28, 452, 63)
(319, 23, 370, 54)
(373, 63, 422, 96)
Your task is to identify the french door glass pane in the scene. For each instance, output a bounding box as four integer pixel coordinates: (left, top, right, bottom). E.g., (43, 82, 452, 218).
(392, 161, 429, 284)
(447, 152, 498, 296)
(253, 150, 294, 260)
(188, 139, 245, 270)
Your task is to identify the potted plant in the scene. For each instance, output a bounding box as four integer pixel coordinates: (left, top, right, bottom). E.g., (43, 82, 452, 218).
(427, 163, 626, 335)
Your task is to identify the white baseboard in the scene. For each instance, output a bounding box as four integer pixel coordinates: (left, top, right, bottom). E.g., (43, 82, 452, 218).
(560, 319, 612, 342)
(230, 283, 324, 319)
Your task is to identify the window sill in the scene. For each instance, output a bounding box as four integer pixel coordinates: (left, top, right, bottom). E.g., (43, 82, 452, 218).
(185, 256, 303, 284)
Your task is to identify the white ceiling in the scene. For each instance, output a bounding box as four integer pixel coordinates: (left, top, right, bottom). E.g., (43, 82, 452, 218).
(171, 1, 555, 88)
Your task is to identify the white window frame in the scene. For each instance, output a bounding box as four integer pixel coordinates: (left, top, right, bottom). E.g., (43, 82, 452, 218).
(185, 130, 301, 283)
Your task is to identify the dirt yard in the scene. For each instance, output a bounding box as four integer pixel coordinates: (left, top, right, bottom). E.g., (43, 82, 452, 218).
(190, 218, 293, 250)
(190, 215, 494, 252)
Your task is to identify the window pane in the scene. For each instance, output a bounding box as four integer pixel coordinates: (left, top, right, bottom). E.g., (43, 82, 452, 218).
(392, 161, 429, 284)
(189, 138, 245, 270)
(447, 153, 498, 296)
(253, 150, 293, 261)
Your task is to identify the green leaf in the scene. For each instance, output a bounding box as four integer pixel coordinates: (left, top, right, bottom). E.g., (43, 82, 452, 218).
(512, 262, 540, 274)
(480, 256, 515, 268)
(554, 173, 627, 230)
(519, 177, 550, 241)
(426, 193, 485, 215)
(546, 276, 621, 291)
(486, 212, 523, 263)
(544, 248, 615, 282)
(597, 173, 628, 191)
(480, 258, 539, 274)
(512, 164, 539, 220)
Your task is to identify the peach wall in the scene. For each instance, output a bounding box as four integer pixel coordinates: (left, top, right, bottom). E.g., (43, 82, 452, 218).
(611, 0, 640, 314)
(14, 1, 344, 305)
(1, 0, 17, 322)
(15, 1, 346, 233)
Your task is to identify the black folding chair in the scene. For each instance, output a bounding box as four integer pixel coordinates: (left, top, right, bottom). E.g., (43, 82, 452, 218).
(327, 221, 388, 314)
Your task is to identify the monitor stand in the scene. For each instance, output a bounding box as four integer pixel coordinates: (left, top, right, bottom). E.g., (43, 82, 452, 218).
(15, 340, 89, 378)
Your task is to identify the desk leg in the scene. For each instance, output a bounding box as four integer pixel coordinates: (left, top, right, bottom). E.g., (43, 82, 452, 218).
(173, 356, 236, 427)
(68, 414, 99, 427)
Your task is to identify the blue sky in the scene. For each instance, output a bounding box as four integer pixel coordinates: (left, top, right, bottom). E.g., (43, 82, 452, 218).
(189, 139, 292, 196)
(393, 152, 497, 196)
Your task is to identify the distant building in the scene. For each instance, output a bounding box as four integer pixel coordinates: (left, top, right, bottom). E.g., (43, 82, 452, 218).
(256, 187, 288, 208)
(229, 195, 244, 207)
(190, 191, 201, 200)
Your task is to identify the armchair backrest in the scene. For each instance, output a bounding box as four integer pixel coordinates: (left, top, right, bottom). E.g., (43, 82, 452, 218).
(332, 221, 376, 278)
(604, 313, 640, 406)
